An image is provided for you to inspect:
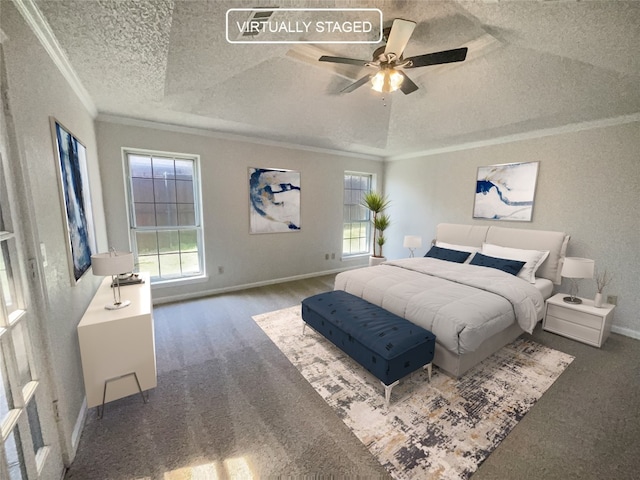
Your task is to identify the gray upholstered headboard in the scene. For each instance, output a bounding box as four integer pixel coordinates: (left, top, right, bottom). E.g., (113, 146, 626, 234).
(435, 223, 570, 284)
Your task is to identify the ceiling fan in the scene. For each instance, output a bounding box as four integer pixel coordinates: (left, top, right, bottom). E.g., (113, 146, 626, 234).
(319, 19, 468, 95)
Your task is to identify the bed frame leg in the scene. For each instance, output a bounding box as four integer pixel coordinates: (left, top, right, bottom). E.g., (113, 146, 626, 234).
(382, 380, 400, 408)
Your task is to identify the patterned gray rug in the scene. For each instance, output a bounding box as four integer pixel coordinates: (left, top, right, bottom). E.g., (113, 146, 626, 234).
(253, 306, 574, 479)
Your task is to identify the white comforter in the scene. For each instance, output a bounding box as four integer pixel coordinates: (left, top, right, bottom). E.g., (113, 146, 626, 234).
(334, 258, 544, 354)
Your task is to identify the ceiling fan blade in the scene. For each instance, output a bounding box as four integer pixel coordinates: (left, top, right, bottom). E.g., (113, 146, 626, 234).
(384, 19, 416, 58)
(398, 71, 419, 95)
(341, 74, 372, 93)
(319, 55, 369, 66)
(405, 47, 468, 68)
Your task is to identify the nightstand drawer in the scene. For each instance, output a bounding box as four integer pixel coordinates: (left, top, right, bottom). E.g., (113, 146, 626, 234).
(544, 314, 601, 345)
(546, 304, 602, 329)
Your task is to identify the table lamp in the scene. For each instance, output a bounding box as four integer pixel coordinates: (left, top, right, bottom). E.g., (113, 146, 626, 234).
(561, 257, 595, 304)
(91, 250, 135, 310)
(403, 235, 422, 258)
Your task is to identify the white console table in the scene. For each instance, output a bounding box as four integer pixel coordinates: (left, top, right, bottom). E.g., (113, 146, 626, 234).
(77, 273, 156, 414)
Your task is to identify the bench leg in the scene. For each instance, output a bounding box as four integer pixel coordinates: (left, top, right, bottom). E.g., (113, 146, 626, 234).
(382, 380, 400, 409)
(424, 362, 432, 382)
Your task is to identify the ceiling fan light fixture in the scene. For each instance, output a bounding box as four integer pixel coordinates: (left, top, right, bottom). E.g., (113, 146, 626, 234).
(371, 68, 404, 93)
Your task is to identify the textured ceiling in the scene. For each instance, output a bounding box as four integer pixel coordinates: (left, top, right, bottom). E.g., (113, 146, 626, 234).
(31, 0, 640, 158)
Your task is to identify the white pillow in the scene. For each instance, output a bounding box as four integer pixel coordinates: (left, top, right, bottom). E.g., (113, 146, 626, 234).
(435, 242, 480, 263)
(481, 243, 550, 283)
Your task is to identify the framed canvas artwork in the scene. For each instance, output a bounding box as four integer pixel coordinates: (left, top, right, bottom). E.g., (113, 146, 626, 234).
(51, 118, 97, 284)
(249, 167, 301, 233)
(473, 161, 539, 222)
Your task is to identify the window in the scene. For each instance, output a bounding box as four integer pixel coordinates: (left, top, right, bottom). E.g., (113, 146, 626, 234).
(343, 172, 373, 256)
(125, 150, 204, 282)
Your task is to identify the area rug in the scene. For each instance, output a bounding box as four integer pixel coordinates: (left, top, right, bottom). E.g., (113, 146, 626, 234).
(253, 306, 574, 480)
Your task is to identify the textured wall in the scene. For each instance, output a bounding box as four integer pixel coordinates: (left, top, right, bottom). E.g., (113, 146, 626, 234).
(384, 121, 640, 337)
(96, 120, 383, 302)
(1, 1, 108, 464)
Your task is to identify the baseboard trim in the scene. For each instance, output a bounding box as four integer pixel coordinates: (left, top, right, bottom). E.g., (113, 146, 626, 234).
(611, 325, 640, 341)
(152, 267, 360, 305)
(70, 397, 87, 460)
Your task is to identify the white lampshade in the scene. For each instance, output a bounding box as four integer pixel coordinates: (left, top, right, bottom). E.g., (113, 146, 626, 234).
(91, 251, 134, 276)
(403, 235, 423, 249)
(561, 257, 595, 279)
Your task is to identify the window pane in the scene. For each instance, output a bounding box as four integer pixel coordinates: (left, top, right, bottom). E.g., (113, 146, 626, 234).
(157, 231, 179, 254)
(175, 159, 193, 180)
(134, 203, 156, 227)
(12, 321, 32, 386)
(176, 179, 194, 203)
(152, 157, 175, 179)
(153, 178, 176, 203)
(138, 255, 159, 277)
(0, 356, 13, 422)
(0, 241, 18, 316)
(135, 231, 158, 256)
(159, 254, 181, 277)
(155, 203, 178, 227)
(27, 398, 44, 454)
(177, 204, 195, 226)
(131, 178, 154, 203)
(179, 230, 198, 253)
(180, 252, 200, 275)
(129, 155, 152, 178)
(5, 427, 27, 480)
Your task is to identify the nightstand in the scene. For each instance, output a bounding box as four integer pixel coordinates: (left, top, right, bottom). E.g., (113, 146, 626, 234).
(543, 293, 615, 347)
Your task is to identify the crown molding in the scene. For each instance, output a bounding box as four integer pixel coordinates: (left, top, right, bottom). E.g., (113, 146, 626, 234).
(96, 113, 385, 161)
(386, 113, 640, 161)
(12, 0, 97, 117)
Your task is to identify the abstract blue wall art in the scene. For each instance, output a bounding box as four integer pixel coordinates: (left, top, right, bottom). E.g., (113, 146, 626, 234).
(473, 161, 539, 222)
(249, 168, 301, 233)
(52, 119, 97, 284)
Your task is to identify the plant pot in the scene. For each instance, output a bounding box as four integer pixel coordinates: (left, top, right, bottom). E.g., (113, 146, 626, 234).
(369, 256, 386, 266)
(594, 292, 604, 308)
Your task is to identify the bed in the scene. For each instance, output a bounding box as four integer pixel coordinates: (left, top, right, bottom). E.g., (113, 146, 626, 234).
(334, 223, 570, 377)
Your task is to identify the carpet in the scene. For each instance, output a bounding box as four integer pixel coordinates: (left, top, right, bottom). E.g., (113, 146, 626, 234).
(253, 306, 574, 480)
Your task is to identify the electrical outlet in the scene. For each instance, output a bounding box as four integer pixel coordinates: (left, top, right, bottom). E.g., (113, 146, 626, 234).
(218, 266, 224, 274)
(325, 253, 329, 260)
(606, 295, 617, 305)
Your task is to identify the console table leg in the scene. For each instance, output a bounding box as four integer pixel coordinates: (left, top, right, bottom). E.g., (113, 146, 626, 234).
(98, 371, 148, 419)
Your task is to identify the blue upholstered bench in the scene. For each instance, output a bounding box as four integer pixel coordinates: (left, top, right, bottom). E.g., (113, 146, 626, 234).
(301, 290, 436, 407)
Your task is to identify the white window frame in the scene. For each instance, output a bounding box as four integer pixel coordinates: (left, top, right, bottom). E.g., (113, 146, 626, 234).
(123, 148, 206, 285)
(342, 172, 375, 257)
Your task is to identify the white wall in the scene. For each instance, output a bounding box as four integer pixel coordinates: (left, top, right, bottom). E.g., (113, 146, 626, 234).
(1, 0, 108, 464)
(384, 121, 640, 338)
(96, 120, 384, 302)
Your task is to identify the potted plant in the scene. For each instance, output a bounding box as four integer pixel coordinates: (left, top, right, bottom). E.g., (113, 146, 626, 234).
(361, 191, 391, 266)
(594, 268, 613, 307)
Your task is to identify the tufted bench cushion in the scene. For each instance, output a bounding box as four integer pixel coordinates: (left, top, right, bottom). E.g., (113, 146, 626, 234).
(301, 290, 436, 406)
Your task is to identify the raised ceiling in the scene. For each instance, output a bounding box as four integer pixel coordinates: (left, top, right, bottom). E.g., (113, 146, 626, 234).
(26, 0, 640, 159)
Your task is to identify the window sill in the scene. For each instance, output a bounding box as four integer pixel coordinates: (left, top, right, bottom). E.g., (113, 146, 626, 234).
(150, 274, 209, 290)
(341, 253, 371, 261)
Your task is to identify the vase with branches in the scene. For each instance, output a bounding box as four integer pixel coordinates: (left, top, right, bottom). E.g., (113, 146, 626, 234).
(594, 268, 613, 307)
(361, 191, 391, 259)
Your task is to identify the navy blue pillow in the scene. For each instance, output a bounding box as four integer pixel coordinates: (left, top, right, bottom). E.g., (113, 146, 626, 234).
(470, 252, 526, 276)
(424, 246, 471, 264)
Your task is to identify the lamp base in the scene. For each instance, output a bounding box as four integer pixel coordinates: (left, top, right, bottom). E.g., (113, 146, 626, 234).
(104, 300, 131, 310)
(563, 296, 582, 305)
